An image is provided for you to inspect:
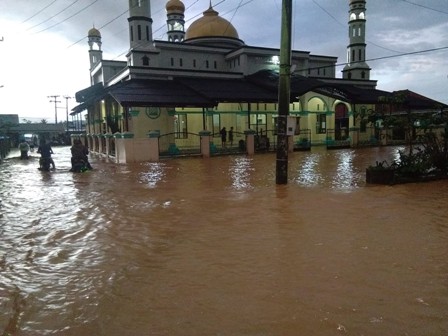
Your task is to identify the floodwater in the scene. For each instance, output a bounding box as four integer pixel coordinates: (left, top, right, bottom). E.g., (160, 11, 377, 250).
(0, 145, 447, 336)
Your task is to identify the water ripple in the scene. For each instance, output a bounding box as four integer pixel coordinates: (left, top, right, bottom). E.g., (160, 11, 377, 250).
(1, 146, 448, 335)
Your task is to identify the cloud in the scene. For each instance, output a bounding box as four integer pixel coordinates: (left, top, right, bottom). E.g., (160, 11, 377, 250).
(1, 0, 447, 121)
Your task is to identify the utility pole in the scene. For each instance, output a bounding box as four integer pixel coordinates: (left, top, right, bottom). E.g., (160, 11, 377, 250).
(63, 95, 73, 131)
(275, 0, 292, 184)
(48, 95, 61, 124)
(1, 37, 4, 88)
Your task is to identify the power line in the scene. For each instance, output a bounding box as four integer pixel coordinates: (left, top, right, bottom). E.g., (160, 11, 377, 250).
(21, 0, 58, 24)
(340, 46, 448, 68)
(398, 0, 448, 15)
(66, 0, 162, 49)
(27, 0, 81, 31)
(302, 45, 448, 72)
(67, 7, 129, 49)
(310, 0, 403, 54)
(33, 0, 100, 35)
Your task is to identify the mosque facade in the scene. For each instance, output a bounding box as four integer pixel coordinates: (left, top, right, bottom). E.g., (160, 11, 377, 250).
(73, 0, 445, 161)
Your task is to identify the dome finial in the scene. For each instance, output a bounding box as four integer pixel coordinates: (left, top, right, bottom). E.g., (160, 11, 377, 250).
(166, 0, 185, 14)
(88, 25, 101, 38)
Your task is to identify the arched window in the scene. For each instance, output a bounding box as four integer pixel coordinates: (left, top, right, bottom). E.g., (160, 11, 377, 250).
(142, 55, 149, 66)
(335, 103, 348, 119)
(350, 13, 356, 21)
(359, 12, 365, 19)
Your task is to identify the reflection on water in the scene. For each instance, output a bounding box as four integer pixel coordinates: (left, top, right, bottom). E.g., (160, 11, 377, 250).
(228, 157, 255, 191)
(294, 152, 322, 187)
(333, 150, 357, 190)
(1, 146, 448, 336)
(139, 162, 167, 189)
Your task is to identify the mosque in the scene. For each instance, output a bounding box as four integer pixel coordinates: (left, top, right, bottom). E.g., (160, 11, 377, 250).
(72, 0, 445, 162)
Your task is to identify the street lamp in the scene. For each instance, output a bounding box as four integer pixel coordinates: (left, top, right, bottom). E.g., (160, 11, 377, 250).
(63, 96, 73, 131)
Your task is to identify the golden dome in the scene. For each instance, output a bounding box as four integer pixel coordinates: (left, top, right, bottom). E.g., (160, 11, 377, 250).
(185, 5, 239, 40)
(166, 0, 185, 14)
(88, 27, 101, 38)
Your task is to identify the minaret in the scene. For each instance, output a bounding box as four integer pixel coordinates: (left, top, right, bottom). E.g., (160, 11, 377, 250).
(88, 26, 102, 71)
(128, 0, 154, 50)
(166, 0, 185, 42)
(342, 0, 370, 80)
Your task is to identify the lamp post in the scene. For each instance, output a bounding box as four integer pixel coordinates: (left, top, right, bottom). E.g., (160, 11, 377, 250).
(63, 95, 73, 131)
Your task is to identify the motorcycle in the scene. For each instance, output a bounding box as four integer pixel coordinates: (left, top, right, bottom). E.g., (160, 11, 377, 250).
(38, 157, 52, 171)
(70, 157, 91, 173)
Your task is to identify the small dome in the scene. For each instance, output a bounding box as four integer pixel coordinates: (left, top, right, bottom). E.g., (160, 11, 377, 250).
(88, 27, 101, 38)
(166, 0, 185, 14)
(185, 5, 239, 40)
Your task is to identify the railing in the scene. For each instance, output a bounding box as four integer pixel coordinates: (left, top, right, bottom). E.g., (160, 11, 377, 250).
(294, 129, 311, 151)
(326, 129, 350, 149)
(159, 132, 202, 157)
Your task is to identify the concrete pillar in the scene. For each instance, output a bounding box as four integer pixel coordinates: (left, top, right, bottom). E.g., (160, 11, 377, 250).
(113, 132, 122, 163)
(98, 134, 104, 154)
(70, 134, 78, 146)
(147, 131, 160, 162)
(79, 135, 87, 147)
(380, 129, 388, 146)
(94, 134, 101, 152)
(86, 134, 93, 151)
(104, 133, 113, 157)
(244, 129, 256, 155)
(199, 130, 211, 158)
(117, 132, 135, 163)
(349, 127, 359, 147)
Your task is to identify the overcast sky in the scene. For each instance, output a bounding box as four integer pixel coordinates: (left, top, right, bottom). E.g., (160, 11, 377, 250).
(1, 0, 447, 123)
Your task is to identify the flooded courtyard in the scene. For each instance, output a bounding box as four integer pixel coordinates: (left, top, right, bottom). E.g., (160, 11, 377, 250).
(1, 146, 447, 335)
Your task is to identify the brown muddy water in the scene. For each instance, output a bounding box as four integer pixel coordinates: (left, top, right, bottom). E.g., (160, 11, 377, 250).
(0, 145, 447, 336)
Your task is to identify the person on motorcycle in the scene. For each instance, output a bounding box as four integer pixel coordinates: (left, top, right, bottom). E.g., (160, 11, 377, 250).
(37, 140, 55, 170)
(18, 139, 30, 159)
(70, 139, 92, 172)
